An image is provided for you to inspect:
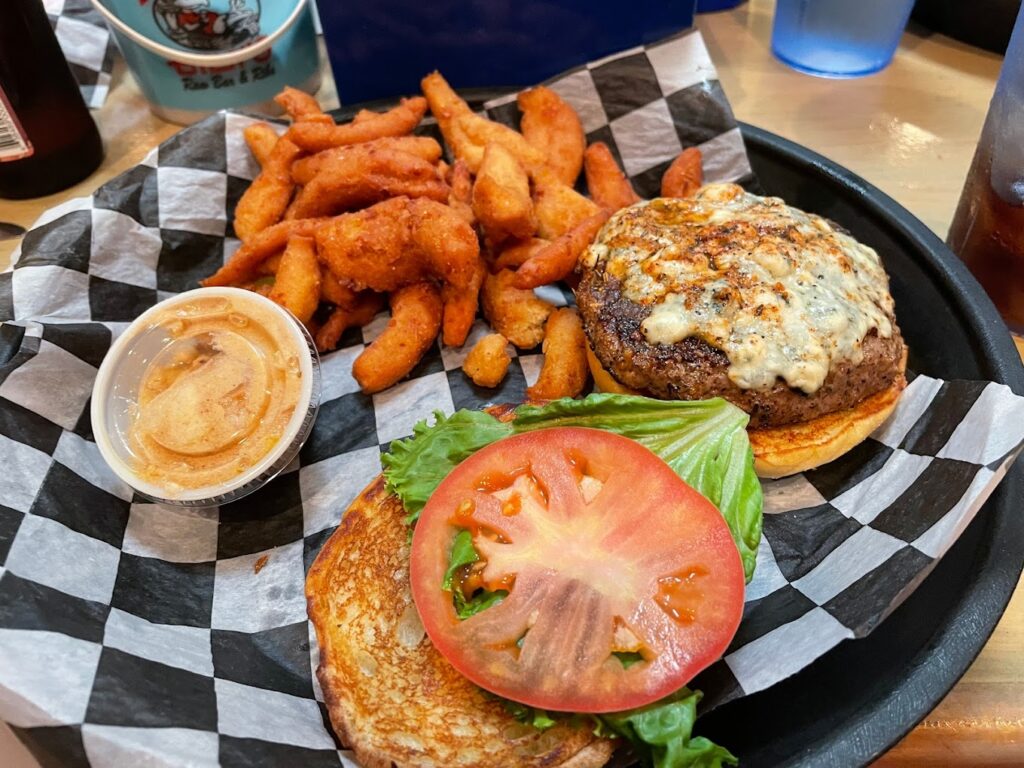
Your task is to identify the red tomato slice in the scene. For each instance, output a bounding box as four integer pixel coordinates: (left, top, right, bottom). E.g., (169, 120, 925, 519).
(409, 427, 744, 713)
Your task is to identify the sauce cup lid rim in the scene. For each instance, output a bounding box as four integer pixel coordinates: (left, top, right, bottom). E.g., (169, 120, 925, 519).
(91, 286, 318, 504)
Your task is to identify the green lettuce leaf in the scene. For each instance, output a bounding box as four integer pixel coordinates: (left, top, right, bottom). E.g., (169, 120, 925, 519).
(382, 394, 762, 580)
(503, 700, 557, 730)
(442, 530, 479, 590)
(511, 394, 762, 580)
(613, 651, 645, 669)
(443, 528, 508, 619)
(596, 689, 738, 768)
(381, 409, 513, 524)
(452, 587, 507, 619)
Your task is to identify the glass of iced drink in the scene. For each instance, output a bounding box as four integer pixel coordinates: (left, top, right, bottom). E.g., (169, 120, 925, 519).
(948, 7, 1024, 335)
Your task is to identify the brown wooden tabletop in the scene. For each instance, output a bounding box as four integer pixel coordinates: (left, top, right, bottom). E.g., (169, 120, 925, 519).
(1, 1, 1021, 764)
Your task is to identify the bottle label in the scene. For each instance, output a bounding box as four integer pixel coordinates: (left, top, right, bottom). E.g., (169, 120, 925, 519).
(0, 85, 33, 163)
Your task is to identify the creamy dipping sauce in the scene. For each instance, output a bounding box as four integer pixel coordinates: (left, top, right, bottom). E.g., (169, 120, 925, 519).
(125, 294, 304, 494)
(581, 183, 896, 393)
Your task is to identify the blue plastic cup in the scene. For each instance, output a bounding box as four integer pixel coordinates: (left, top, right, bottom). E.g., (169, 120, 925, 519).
(771, 0, 916, 78)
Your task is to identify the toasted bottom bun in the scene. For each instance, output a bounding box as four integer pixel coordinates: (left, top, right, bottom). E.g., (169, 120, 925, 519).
(586, 341, 906, 479)
(306, 477, 615, 768)
(748, 375, 905, 478)
(586, 343, 643, 396)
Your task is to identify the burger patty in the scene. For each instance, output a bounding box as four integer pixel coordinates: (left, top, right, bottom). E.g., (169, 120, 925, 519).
(577, 272, 907, 429)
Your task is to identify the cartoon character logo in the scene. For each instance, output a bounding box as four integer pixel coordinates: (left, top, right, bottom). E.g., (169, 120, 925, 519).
(152, 0, 261, 51)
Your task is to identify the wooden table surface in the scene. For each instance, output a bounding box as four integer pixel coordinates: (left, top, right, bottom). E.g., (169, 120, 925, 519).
(1, 0, 1021, 764)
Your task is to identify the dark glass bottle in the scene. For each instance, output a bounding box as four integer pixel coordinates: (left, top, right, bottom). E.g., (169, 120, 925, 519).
(0, 0, 104, 199)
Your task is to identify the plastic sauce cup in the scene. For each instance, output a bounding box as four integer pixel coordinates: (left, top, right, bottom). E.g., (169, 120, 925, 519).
(89, 0, 320, 124)
(91, 287, 321, 507)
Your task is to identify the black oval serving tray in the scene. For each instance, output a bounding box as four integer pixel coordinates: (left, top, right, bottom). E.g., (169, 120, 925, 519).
(333, 95, 1024, 765)
(693, 123, 1024, 767)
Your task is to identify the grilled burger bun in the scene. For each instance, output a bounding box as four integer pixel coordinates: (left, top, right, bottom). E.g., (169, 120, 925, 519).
(578, 183, 907, 478)
(306, 473, 615, 768)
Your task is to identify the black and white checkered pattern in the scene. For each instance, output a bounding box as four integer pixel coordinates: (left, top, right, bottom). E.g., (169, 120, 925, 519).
(693, 374, 1024, 709)
(2, 30, 1023, 767)
(42, 0, 117, 109)
(483, 30, 753, 196)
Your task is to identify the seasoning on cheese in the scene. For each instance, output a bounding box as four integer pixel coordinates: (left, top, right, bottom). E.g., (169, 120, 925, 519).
(126, 293, 304, 494)
(581, 183, 896, 393)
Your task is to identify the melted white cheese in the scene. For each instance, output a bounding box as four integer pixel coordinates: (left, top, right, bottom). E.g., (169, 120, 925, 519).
(582, 183, 895, 393)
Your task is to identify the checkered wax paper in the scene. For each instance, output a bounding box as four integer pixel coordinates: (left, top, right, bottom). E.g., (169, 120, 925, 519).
(1, 29, 1023, 767)
(42, 0, 117, 109)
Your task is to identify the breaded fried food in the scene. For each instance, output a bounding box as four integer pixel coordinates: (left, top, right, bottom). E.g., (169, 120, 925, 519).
(421, 72, 545, 174)
(420, 71, 474, 142)
(481, 269, 554, 349)
(526, 308, 589, 401)
(268, 235, 321, 324)
(315, 291, 384, 353)
(204, 217, 328, 287)
(514, 209, 610, 289)
(446, 159, 475, 227)
(306, 476, 615, 768)
(256, 251, 282, 276)
(462, 333, 510, 387)
(243, 122, 280, 168)
(583, 142, 640, 212)
(317, 196, 480, 294)
(320, 269, 356, 306)
(286, 148, 449, 219)
(518, 86, 585, 186)
(352, 108, 380, 124)
(492, 237, 548, 271)
(472, 143, 537, 242)
(274, 86, 333, 123)
(282, 194, 304, 222)
(441, 256, 486, 347)
(291, 137, 444, 185)
(450, 112, 547, 175)
(240, 278, 275, 298)
(532, 170, 601, 239)
(287, 97, 428, 152)
(233, 137, 301, 241)
(661, 147, 704, 198)
(352, 283, 443, 393)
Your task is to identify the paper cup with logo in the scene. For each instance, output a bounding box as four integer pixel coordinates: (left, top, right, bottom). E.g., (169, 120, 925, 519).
(91, 0, 321, 124)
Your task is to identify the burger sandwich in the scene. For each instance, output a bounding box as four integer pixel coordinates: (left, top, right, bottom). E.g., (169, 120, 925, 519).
(577, 183, 907, 478)
(307, 395, 766, 768)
